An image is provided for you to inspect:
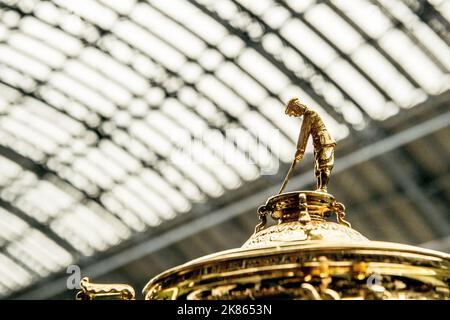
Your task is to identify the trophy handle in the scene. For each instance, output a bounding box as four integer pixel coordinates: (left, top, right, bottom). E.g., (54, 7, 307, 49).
(332, 201, 351, 228)
(76, 277, 136, 300)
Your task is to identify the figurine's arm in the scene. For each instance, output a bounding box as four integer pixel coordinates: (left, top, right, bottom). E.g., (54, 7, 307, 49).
(295, 115, 310, 162)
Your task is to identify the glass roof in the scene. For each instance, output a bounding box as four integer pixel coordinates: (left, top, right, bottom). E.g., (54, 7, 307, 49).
(0, 0, 449, 297)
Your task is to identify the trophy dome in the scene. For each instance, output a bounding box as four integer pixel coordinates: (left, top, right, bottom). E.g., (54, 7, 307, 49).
(141, 191, 449, 300)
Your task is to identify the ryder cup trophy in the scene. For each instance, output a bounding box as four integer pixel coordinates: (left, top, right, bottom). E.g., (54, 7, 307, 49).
(78, 98, 450, 300)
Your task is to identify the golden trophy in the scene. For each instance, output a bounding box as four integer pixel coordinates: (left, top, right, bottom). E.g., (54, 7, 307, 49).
(78, 98, 450, 300)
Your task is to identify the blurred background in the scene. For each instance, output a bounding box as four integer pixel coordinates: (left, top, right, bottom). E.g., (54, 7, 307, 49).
(0, 0, 449, 299)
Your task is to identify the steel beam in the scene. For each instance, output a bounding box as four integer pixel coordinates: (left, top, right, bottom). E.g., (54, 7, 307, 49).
(0, 198, 76, 255)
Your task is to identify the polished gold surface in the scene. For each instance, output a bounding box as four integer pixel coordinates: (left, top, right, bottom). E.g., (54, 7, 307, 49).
(78, 98, 450, 300)
(143, 241, 449, 300)
(76, 277, 135, 300)
(254, 190, 352, 235)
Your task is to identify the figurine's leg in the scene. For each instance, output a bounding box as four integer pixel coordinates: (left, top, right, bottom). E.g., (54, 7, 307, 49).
(314, 151, 321, 190)
(314, 160, 321, 190)
(315, 146, 334, 192)
(317, 169, 331, 192)
(314, 164, 329, 192)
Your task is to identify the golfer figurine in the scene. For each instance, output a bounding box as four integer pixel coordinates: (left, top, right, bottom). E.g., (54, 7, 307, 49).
(278, 98, 336, 194)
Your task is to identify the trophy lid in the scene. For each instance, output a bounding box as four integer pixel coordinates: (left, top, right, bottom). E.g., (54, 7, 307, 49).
(243, 190, 369, 249)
